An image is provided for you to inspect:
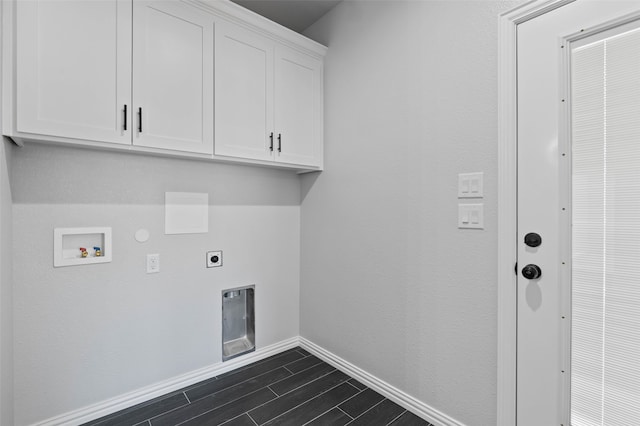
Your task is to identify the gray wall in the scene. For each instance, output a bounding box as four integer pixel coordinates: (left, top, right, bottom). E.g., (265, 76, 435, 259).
(1, 138, 14, 426)
(11, 144, 301, 425)
(4, 1, 525, 424)
(301, 2, 518, 424)
(1, 0, 15, 419)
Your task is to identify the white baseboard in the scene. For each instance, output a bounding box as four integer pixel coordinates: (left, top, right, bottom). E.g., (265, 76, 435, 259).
(31, 336, 465, 426)
(299, 337, 466, 426)
(31, 337, 300, 426)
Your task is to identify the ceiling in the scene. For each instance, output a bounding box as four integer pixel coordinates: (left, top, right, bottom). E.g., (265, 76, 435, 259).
(231, 0, 341, 33)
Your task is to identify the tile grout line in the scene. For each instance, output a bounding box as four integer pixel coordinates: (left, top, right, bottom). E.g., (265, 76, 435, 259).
(186, 364, 293, 406)
(266, 385, 278, 397)
(323, 385, 365, 421)
(337, 406, 354, 419)
(340, 386, 364, 404)
(242, 385, 280, 421)
(268, 366, 336, 397)
(270, 367, 338, 398)
(247, 411, 260, 425)
(345, 382, 361, 391)
(171, 369, 349, 426)
(284, 358, 326, 376)
(186, 353, 303, 402)
(172, 385, 279, 426)
(89, 349, 417, 426)
(178, 376, 219, 397)
(300, 400, 356, 426)
(248, 412, 260, 426)
(301, 406, 339, 425)
(384, 409, 408, 426)
(198, 349, 302, 389)
(296, 349, 310, 357)
(254, 379, 352, 425)
(344, 398, 386, 425)
(218, 412, 258, 426)
(144, 395, 193, 426)
(89, 349, 305, 426)
(86, 390, 190, 426)
(240, 386, 280, 426)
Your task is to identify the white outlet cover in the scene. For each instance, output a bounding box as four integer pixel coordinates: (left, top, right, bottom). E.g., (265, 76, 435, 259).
(146, 254, 160, 273)
(207, 251, 222, 268)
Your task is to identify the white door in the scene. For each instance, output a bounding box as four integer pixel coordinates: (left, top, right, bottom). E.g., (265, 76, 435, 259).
(16, 0, 131, 144)
(274, 45, 322, 167)
(517, 2, 640, 425)
(132, 1, 213, 154)
(214, 20, 274, 161)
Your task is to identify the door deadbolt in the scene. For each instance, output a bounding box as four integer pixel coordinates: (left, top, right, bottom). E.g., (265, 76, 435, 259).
(524, 232, 542, 247)
(522, 264, 542, 280)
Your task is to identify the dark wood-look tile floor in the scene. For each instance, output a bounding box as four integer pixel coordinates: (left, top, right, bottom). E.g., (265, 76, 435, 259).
(82, 348, 432, 426)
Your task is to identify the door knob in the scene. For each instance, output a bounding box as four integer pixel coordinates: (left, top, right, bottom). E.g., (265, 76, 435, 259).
(524, 232, 542, 247)
(522, 264, 542, 280)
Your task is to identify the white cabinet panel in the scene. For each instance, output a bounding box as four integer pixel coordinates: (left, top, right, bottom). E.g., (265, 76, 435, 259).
(274, 46, 322, 167)
(133, 1, 213, 154)
(214, 21, 323, 168)
(6, 0, 324, 170)
(214, 21, 273, 161)
(16, 0, 131, 145)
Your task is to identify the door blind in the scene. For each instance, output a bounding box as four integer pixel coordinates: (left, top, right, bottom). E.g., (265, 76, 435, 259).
(571, 26, 640, 425)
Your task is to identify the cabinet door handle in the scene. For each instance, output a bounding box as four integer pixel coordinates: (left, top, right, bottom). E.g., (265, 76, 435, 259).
(278, 133, 282, 153)
(269, 132, 274, 152)
(123, 105, 127, 131)
(138, 107, 142, 133)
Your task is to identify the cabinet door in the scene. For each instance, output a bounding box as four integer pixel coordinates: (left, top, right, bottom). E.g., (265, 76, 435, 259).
(214, 20, 274, 161)
(133, 1, 213, 154)
(16, 0, 131, 144)
(274, 46, 323, 167)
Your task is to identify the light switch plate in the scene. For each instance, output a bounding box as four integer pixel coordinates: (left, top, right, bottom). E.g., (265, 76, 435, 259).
(458, 203, 484, 229)
(458, 172, 484, 198)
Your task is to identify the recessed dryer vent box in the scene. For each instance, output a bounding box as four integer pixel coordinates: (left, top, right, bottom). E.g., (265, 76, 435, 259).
(222, 285, 255, 361)
(54, 227, 112, 267)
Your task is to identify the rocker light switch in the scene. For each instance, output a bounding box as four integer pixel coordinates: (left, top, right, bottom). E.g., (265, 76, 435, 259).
(458, 172, 484, 198)
(458, 204, 484, 229)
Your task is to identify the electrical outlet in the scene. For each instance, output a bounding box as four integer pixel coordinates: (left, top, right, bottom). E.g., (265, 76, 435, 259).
(206, 251, 222, 268)
(146, 254, 160, 273)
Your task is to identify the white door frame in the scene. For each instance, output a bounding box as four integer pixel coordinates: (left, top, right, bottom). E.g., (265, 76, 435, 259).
(498, 1, 640, 424)
(496, 1, 576, 425)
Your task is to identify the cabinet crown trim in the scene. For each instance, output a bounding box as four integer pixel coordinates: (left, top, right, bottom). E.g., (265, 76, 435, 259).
(185, 0, 328, 58)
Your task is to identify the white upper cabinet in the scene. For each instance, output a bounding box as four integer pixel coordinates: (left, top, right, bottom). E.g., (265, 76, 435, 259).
(15, 0, 131, 145)
(214, 20, 324, 169)
(4, 0, 325, 170)
(214, 20, 274, 161)
(12, 0, 213, 154)
(133, 1, 213, 154)
(274, 45, 322, 167)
